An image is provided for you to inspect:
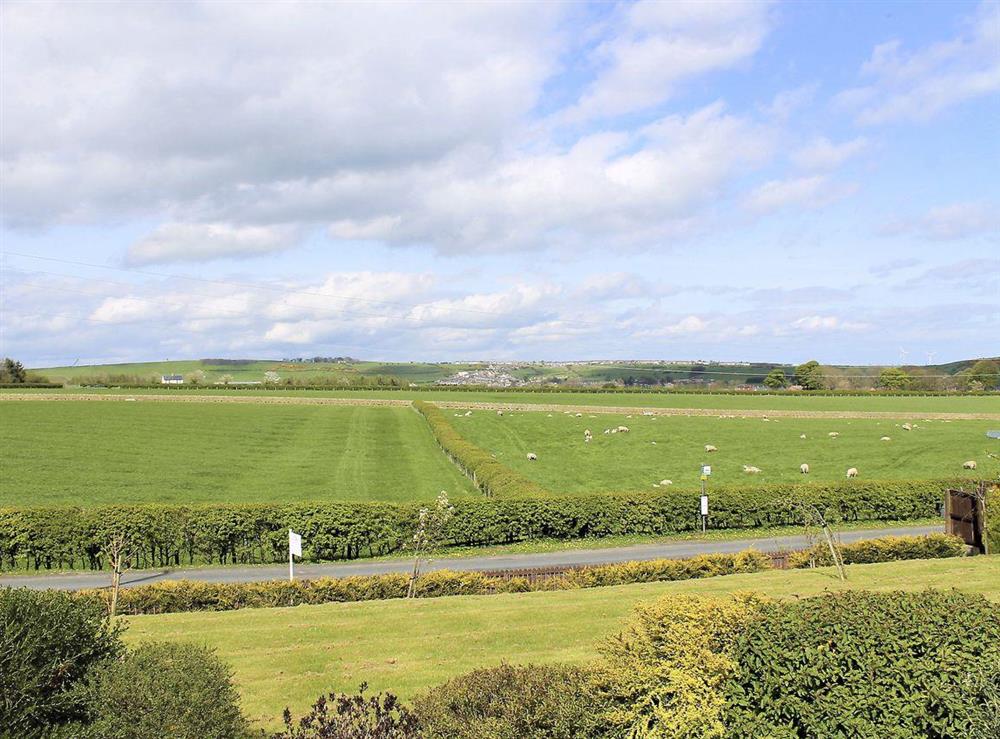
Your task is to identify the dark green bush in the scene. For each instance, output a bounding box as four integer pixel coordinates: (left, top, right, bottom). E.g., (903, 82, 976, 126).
(80, 642, 249, 739)
(0, 588, 123, 736)
(787, 532, 966, 568)
(722, 590, 1000, 738)
(413, 663, 605, 739)
(273, 683, 420, 738)
(1, 479, 952, 572)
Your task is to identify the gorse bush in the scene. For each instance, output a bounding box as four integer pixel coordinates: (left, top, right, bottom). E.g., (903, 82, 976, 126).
(1, 479, 950, 571)
(722, 590, 1000, 738)
(413, 663, 605, 739)
(81, 642, 249, 739)
(80, 551, 773, 615)
(0, 588, 123, 736)
(787, 532, 965, 568)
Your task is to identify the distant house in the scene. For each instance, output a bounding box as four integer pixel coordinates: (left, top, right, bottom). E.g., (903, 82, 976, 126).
(161, 374, 184, 384)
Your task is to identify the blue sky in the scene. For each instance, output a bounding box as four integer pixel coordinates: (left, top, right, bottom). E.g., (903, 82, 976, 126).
(1, 0, 997, 367)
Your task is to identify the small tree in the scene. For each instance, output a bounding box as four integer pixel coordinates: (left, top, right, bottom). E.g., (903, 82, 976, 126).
(967, 359, 1000, 390)
(187, 369, 206, 386)
(792, 501, 846, 580)
(0, 357, 27, 383)
(763, 368, 788, 389)
(793, 360, 825, 390)
(102, 530, 140, 618)
(218, 373, 234, 385)
(877, 367, 912, 390)
(407, 491, 454, 598)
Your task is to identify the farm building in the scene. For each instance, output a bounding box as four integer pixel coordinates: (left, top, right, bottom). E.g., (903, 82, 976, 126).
(160, 374, 184, 384)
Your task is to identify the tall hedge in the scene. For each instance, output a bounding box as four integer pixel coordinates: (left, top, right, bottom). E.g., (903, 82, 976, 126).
(0, 480, 950, 571)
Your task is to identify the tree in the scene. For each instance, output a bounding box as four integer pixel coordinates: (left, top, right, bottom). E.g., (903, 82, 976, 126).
(793, 360, 825, 390)
(0, 588, 124, 734)
(763, 368, 788, 389)
(876, 367, 912, 390)
(967, 359, 1000, 390)
(0, 357, 27, 383)
(102, 530, 140, 618)
(218, 373, 234, 385)
(406, 491, 454, 598)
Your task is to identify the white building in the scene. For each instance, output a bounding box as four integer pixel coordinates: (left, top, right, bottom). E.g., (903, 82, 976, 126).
(160, 374, 184, 384)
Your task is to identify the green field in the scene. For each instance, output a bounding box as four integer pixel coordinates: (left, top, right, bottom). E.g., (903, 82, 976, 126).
(450, 411, 992, 490)
(124, 557, 1000, 728)
(7, 386, 1000, 414)
(0, 402, 476, 505)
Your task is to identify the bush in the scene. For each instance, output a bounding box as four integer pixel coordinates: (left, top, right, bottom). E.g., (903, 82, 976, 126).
(722, 590, 1000, 738)
(274, 683, 420, 738)
(787, 533, 966, 568)
(81, 551, 772, 615)
(594, 593, 768, 739)
(413, 663, 604, 739)
(1, 479, 954, 572)
(81, 642, 249, 739)
(986, 484, 999, 556)
(963, 656, 1000, 739)
(0, 588, 123, 735)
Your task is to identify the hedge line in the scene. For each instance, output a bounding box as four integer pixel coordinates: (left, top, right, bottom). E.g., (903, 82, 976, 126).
(413, 400, 549, 497)
(0, 480, 953, 572)
(787, 533, 965, 568)
(81, 551, 774, 615)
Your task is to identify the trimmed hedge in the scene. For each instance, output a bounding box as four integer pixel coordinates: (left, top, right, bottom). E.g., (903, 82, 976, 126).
(1, 480, 953, 571)
(788, 533, 966, 568)
(986, 484, 999, 555)
(78, 551, 773, 615)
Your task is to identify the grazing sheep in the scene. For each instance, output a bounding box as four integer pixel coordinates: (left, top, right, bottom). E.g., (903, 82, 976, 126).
(800, 463, 810, 474)
(901, 423, 912, 431)
(604, 428, 611, 435)
(828, 432, 839, 438)
(660, 479, 673, 486)
(846, 467, 858, 478)
(611, 428, 618, 434)
(497, 410, 504, 416)
(526, 452, 537, 461)
(963, 460, 977, 470)
(618, 425, 630, 433)
(651, 441, 657, 445)
(800, 434, 807, 439)
(743, 465, 762, 474)
(584, 429, 592, 436)
(704, 444, 718, 452)
(881, 436, 891, 441)
(575, 413, 583, 418)
(465, 411, 472, 417)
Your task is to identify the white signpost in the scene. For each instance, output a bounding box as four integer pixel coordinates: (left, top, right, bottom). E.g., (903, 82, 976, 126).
(700, 464, 711, 533)
(288, 529, 302, 581)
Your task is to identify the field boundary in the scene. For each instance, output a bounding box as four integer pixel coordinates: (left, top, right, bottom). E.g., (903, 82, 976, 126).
(0, 392, 411, 407)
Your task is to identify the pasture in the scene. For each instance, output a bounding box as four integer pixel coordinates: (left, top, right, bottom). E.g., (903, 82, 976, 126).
(124, 556, 1000, 728)
(449, 410, 991, 490)
(0, 402, 475, 506)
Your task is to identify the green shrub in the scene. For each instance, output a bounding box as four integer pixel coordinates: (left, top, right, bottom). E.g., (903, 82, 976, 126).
(594, 593, 768, 739)
(413, 663, 604, 739)
(787, 533, 966, 568)
(962, 656, 1000, 739)
(986, 484, 999, 556)
(0, 588, 123, 735)
(274, 683, 420, 738)
(722, 590, 1000, 738)
(0, 479, 952, 572)
(81, 642, 249, 739)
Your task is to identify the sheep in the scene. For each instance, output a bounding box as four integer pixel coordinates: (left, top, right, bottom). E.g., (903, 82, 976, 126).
(963, 460, 977, 470)
(603, 428, 611, 435)
(743, 465, 762, 474)
(464, 411, 472, 417)
(660, 479, 673, 486)
(497, 410, 504, 416)
(618, 425, 630, 433)
(828, 432, 839, 438)
(800, 463, 809, 474)
(575, 413, 583, 417)
(901, 423, 912, 431)
(611, 428, 618, 434)
(704, 444, 718, 452)
(584, 429, 592, 437)
(881, 436, 891, 441)
(846, 467, 858, 478)
(800, 434, 807, 439)
(526, 452, 537, 461)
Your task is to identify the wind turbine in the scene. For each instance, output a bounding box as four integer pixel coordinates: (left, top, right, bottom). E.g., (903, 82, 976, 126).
(926, 351, 936, 366)
(898, 347, 909, 366)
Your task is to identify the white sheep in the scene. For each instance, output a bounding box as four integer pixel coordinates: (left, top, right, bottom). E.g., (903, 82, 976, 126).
(881, 436, 891, 441)
(963, 460, 977, 470)
(584, 429, 592, 436)
(846, 467, 858, 478)
(828, 432, 839, 438)
(575, 413, 583, 417)
(660, 479, 673, 486)
(800, 434, 807, 439)
(464, 411, 472, 417)
(526, 452, 537, 461)
(800, 463, 809, 474)
(618, 425, 630, 433)
(603, 428, 611, 435)
(704, 444, 718, 452)
(611, 428, 618, 434)
(743, 465, 762, 474)
(497, 410, 504, 416)
(901, 423, 912, 431)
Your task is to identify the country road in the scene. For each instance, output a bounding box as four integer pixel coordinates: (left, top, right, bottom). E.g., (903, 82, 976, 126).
(3, 524, 941, 591)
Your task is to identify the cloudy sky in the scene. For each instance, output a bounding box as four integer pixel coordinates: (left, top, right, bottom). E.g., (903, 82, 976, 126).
(1, 0, 997, 367)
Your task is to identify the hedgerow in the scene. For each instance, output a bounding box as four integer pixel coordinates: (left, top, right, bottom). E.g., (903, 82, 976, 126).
(0, 480, 951, 571)
(787, 532, 966, 568)
(78, 551, 773, 615)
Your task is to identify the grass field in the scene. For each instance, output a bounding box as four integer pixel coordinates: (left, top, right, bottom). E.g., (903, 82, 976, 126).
(449, 410, 992, 490)
(124, 556, 1000, 728)
(6, 386, 1000, 414)
(0, 402, 475, 505)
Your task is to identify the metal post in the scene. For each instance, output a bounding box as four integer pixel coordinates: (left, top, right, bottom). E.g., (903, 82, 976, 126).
(289, 528, 294, 582)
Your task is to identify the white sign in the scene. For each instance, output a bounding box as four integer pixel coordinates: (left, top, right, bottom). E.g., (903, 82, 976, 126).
(701, 465, 712, 476)
(700, 495, 709, 516)
(289, 529, 302, 557)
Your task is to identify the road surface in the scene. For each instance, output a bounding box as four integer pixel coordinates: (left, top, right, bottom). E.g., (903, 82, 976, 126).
(2, 524, 941, 591)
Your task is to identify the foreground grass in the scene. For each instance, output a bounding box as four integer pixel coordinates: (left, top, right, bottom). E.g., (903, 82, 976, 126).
(0, 402, 475, 505)
(125, 556, 1000, 728)
(451, 410, 991, 489)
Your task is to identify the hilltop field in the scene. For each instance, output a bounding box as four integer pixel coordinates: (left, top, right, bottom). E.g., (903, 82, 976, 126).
(1, 391, 994, 506)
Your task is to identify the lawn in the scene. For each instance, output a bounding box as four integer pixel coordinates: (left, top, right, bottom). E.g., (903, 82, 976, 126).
(449, 410, 992, 490)
(125, 556, 1000, 728)
(7, 386, 1000, 414)
(0, 402, 476, 505)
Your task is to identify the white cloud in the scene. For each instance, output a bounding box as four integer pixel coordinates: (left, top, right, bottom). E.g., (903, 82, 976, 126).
(880, 201, 1000, 241)
(791, 137, 869, 170)
(743, 175, 857, 213)
(835, 1, 1000, 125)
(788, 315, 871, 333)
(127, 223, 300, 265)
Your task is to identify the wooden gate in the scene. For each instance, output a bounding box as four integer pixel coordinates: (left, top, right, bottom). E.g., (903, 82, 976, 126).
(946, 487, 986, 554)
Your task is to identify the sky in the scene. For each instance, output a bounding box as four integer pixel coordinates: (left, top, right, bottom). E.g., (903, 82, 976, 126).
(1, 0, 998, 368)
